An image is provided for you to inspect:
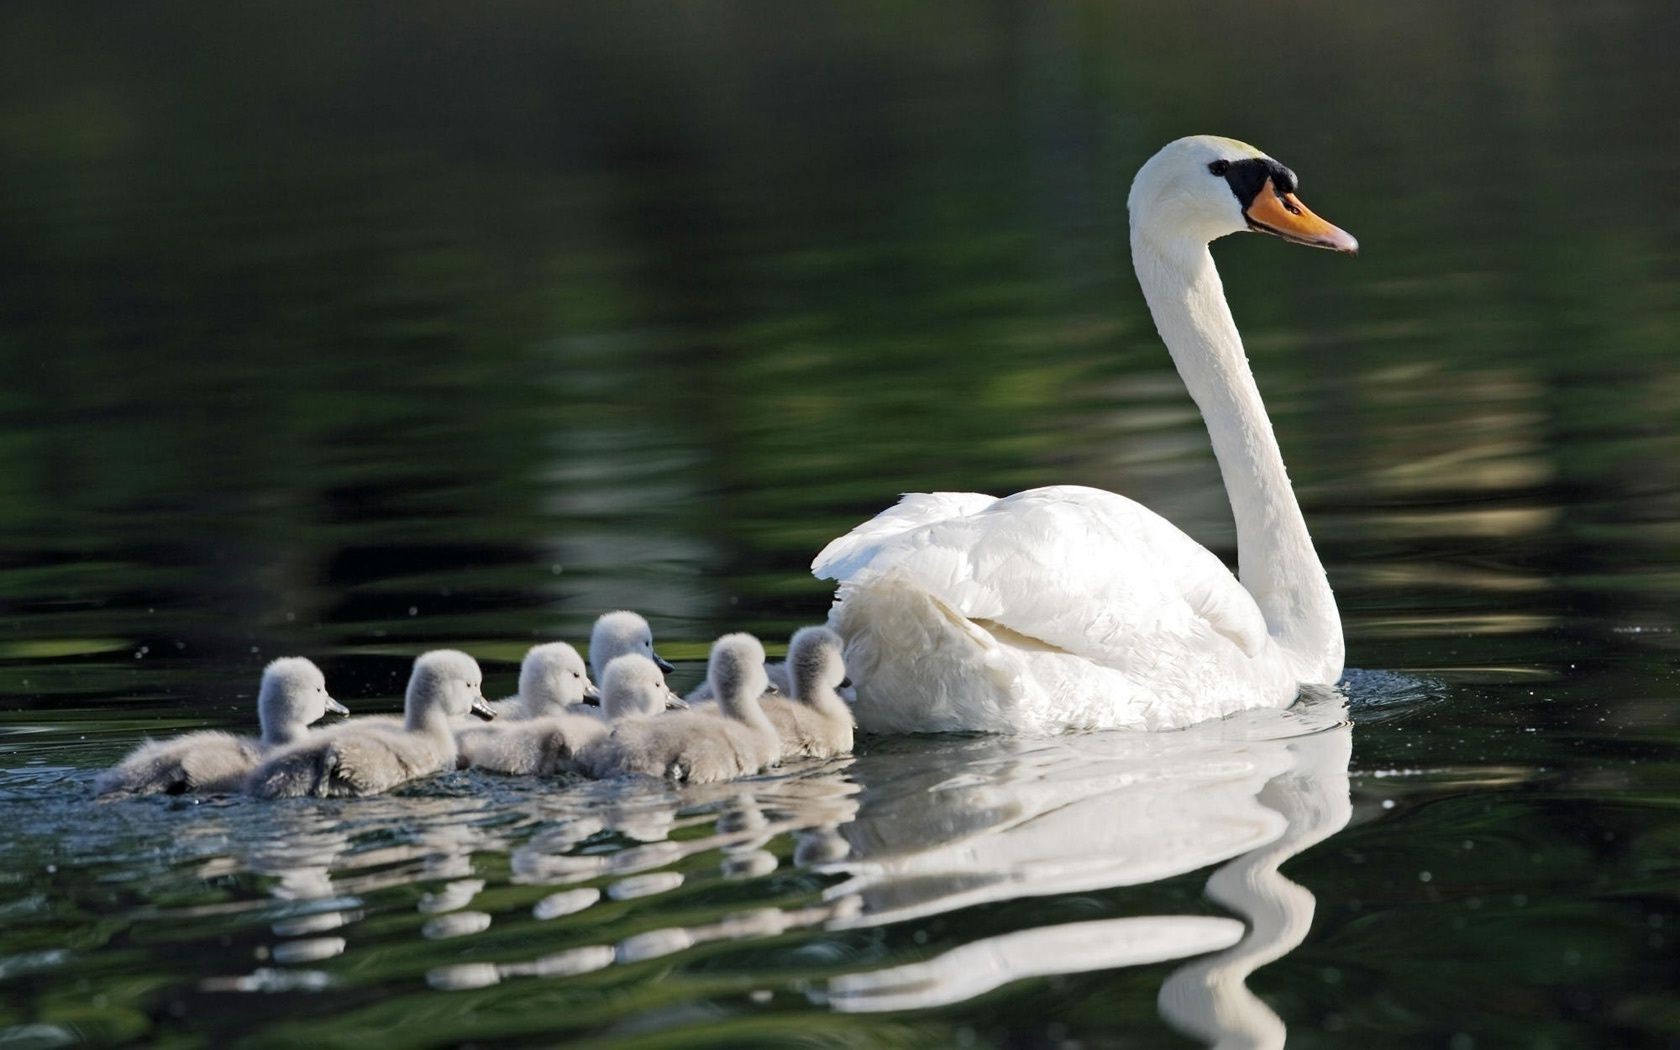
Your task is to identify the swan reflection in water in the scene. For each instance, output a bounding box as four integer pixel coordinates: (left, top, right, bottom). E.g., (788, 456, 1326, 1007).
(130, 685, 1350, 1045)
(819, 689, 1353, 1049)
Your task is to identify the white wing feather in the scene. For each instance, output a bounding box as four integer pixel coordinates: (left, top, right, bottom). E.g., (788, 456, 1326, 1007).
(813, 486, 1291, 733)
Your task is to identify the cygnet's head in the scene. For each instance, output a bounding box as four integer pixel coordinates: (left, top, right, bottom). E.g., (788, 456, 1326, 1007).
(600, 653, 683, 721)
(407, 650, 493, 723)
(589, 610, 675, 681)
(258, 657, 348, 744)
(788, 626, 849, 703)
(1127, 135, 1356, 255)
(518, 642, 597, 717)
(706, 633, 773, 716)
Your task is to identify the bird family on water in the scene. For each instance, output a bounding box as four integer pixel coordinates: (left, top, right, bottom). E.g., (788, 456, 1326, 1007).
(96, 611, 854, 800)
(97, 134, 1358, 795)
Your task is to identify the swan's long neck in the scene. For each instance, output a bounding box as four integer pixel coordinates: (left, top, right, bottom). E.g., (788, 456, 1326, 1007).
(1131, 234, 1343, 682)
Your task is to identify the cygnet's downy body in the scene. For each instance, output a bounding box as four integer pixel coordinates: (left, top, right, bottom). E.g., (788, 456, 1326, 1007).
(485, 642, 599, 720)
(472, 654, 677, 777)
(685, 635, 857, 706)
(95, 658, 346, 797)
(583, 634, 781, 784)
(762, 626, 855, 759)
(247, 650, 493, 799)
(587, 611, 675, 689)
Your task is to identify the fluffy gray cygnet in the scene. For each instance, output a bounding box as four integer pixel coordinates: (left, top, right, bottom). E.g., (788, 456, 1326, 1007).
(762, 626, 855, 759)
(246, 650, 493, 799)
(688, 627, 855, 759)
(94, 657, 346, 797)
(587, 611, 675, 685)
(580, 634, 781, 784)
(462, 653, 675, 776)
(484, 642, 599, 720)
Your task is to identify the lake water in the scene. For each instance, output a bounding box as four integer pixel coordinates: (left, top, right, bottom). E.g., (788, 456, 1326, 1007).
(2, 4, 1678, 1047)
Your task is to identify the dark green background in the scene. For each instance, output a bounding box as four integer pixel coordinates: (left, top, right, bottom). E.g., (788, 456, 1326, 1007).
(1, 3, 1676, 1046)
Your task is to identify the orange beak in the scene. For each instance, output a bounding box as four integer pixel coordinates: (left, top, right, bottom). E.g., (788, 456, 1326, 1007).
(1245, 177, 1358, 254)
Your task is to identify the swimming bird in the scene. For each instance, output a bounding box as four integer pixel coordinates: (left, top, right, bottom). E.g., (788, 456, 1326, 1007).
(94, 657, 347, 797)
(769, 627, 855, 758)
(580, 634, 781, 784)
(587, 611, 675, 685)
(691, 627, 855, 759)
(462, 653, 677, 776)
(485, 642, 599, 720)
(814, 136, 1357, 734)
(246, 650, 494, 798)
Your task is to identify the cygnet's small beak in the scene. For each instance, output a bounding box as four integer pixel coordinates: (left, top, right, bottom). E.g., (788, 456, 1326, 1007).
(470, 696, 497, 721)
(582, 680, 602, 703)
(1245, 178, 1359, 254)
(324, 696, 351, 717)
(838, 676, 853, 690)
(764, 680, 781, 697)
(653, 652, 676, 674)
(664, 691, 690, 711)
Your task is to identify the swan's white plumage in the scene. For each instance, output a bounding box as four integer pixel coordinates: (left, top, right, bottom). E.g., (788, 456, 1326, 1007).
(814, 135, 1353, 735)
(816, 487, 1286, 734)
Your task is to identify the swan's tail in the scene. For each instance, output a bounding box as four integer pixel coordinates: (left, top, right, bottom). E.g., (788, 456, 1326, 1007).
(828, 570, 1028, 734)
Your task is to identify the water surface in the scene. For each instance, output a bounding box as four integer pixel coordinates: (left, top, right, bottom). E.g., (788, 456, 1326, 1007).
(2, 3, 1678, 1047)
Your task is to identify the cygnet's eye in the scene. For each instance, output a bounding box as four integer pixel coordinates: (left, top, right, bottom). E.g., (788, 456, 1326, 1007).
(1208, 160, 1230, 176)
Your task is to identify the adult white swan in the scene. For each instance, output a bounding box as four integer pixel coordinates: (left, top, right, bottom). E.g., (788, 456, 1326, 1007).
(813, 135, 1358, 734)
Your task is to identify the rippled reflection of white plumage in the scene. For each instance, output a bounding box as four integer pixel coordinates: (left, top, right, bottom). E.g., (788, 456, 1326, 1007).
(819, 692, 1352, 1049)
(815, 135, 1359, 734)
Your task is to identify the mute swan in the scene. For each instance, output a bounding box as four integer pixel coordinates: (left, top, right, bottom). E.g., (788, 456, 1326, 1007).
(581, 634, 780, 784)
(464, 654, 677, 776)
(94, 657, 347, 797)
(247, 650, 494, 798)
(691, 627, 855, 759)
(814, 135, 1357, 734)
(485, 642, 599, 720)
(588, 611, 675, 687)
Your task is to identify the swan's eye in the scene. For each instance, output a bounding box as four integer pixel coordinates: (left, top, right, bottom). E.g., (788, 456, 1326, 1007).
(1208, 160, 1230, 177)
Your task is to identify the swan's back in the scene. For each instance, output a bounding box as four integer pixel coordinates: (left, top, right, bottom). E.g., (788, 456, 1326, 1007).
(816, 486, 1291, 733)
(94, 731, 262, 797)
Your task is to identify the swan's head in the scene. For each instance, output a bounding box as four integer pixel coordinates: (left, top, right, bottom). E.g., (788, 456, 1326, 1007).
(1128, 135, 1356, 255)
(408, 649, 494, 722)
(517, 642, 596, 716)
(788, 626, 848, 703)
(707, 633, 773, 717)
(600, 653, 682, 720)
(589, 610, 675, 683)
(258, 657, 348, 740)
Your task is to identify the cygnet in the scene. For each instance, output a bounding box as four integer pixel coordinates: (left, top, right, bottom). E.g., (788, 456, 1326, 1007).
(685, 634, 856, 705)
(95, 657, 347, 797)
(468, 654, 677, 777)
(580, 634, 780, 784)
(247, 650, 493, 798)
(588, 611, 675, 686)
(485, 642, 599, 720)
(763, 626, 855, 759)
